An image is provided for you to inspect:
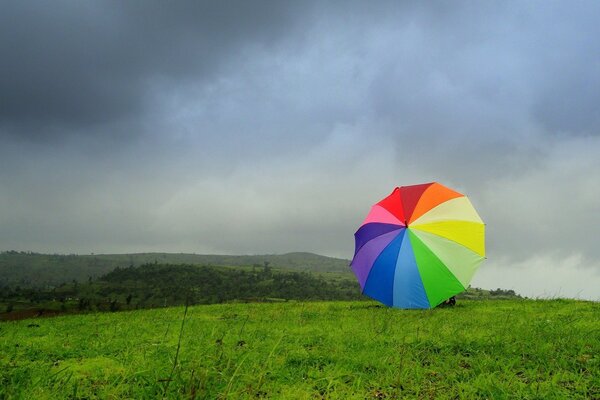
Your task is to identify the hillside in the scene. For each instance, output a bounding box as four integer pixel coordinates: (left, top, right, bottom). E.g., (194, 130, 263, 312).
(0, 263, 363, 320)
(0, 251, 351, 287)
(1, 258, 523, 321)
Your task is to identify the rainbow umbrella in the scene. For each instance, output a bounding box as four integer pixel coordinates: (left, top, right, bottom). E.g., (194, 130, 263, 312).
(350, 182, 485, 309)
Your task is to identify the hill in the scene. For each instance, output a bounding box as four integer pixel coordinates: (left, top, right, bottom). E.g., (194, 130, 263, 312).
(1, 299, 598, 399)
(1, 263, 362, 320)
(0, 251, 351, 287)
(0, 260, 521, 321)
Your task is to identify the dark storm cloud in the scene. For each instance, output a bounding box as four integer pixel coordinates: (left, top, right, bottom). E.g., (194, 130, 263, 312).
(525, 4, 600, 136)
(0, 1, 313, 139)
(366, 1, 600, 139)
(4, 1, 598, 141)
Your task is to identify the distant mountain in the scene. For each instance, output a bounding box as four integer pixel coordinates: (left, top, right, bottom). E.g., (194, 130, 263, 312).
(0, 251, 351, 287)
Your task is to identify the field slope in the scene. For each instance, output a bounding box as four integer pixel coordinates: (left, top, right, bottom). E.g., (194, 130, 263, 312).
(1, 299, 598, 399)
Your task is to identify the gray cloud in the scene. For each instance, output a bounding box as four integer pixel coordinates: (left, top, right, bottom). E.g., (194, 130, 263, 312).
(1, 1, 600, 299)
(0, 1, 313, 139)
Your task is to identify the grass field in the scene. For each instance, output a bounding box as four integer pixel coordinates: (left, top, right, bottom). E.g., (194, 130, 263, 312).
(1, 299, 598, 399)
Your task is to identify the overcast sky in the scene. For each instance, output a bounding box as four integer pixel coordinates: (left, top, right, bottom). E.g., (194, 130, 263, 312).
(1, 1, 599, 300)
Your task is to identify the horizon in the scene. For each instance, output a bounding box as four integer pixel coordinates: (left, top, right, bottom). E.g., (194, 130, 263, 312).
(0, 249, 593, 301)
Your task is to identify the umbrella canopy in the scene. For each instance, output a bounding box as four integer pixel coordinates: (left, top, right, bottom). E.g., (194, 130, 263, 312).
(350, 182, 486, 309)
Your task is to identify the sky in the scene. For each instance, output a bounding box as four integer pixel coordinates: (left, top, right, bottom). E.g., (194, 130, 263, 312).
(1, 1, 599, 300)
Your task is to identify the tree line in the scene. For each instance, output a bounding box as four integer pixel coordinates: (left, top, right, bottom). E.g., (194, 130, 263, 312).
(1, 263, 363, 319)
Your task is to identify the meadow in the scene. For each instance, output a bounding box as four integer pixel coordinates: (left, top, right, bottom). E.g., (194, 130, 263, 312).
(1, 299, 598, 399)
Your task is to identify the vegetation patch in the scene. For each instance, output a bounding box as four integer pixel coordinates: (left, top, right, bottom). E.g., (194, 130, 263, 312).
(1, 263, 363, 319)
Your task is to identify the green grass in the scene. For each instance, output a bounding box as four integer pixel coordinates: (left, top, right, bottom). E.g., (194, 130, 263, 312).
(1, 299, 598, 399)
